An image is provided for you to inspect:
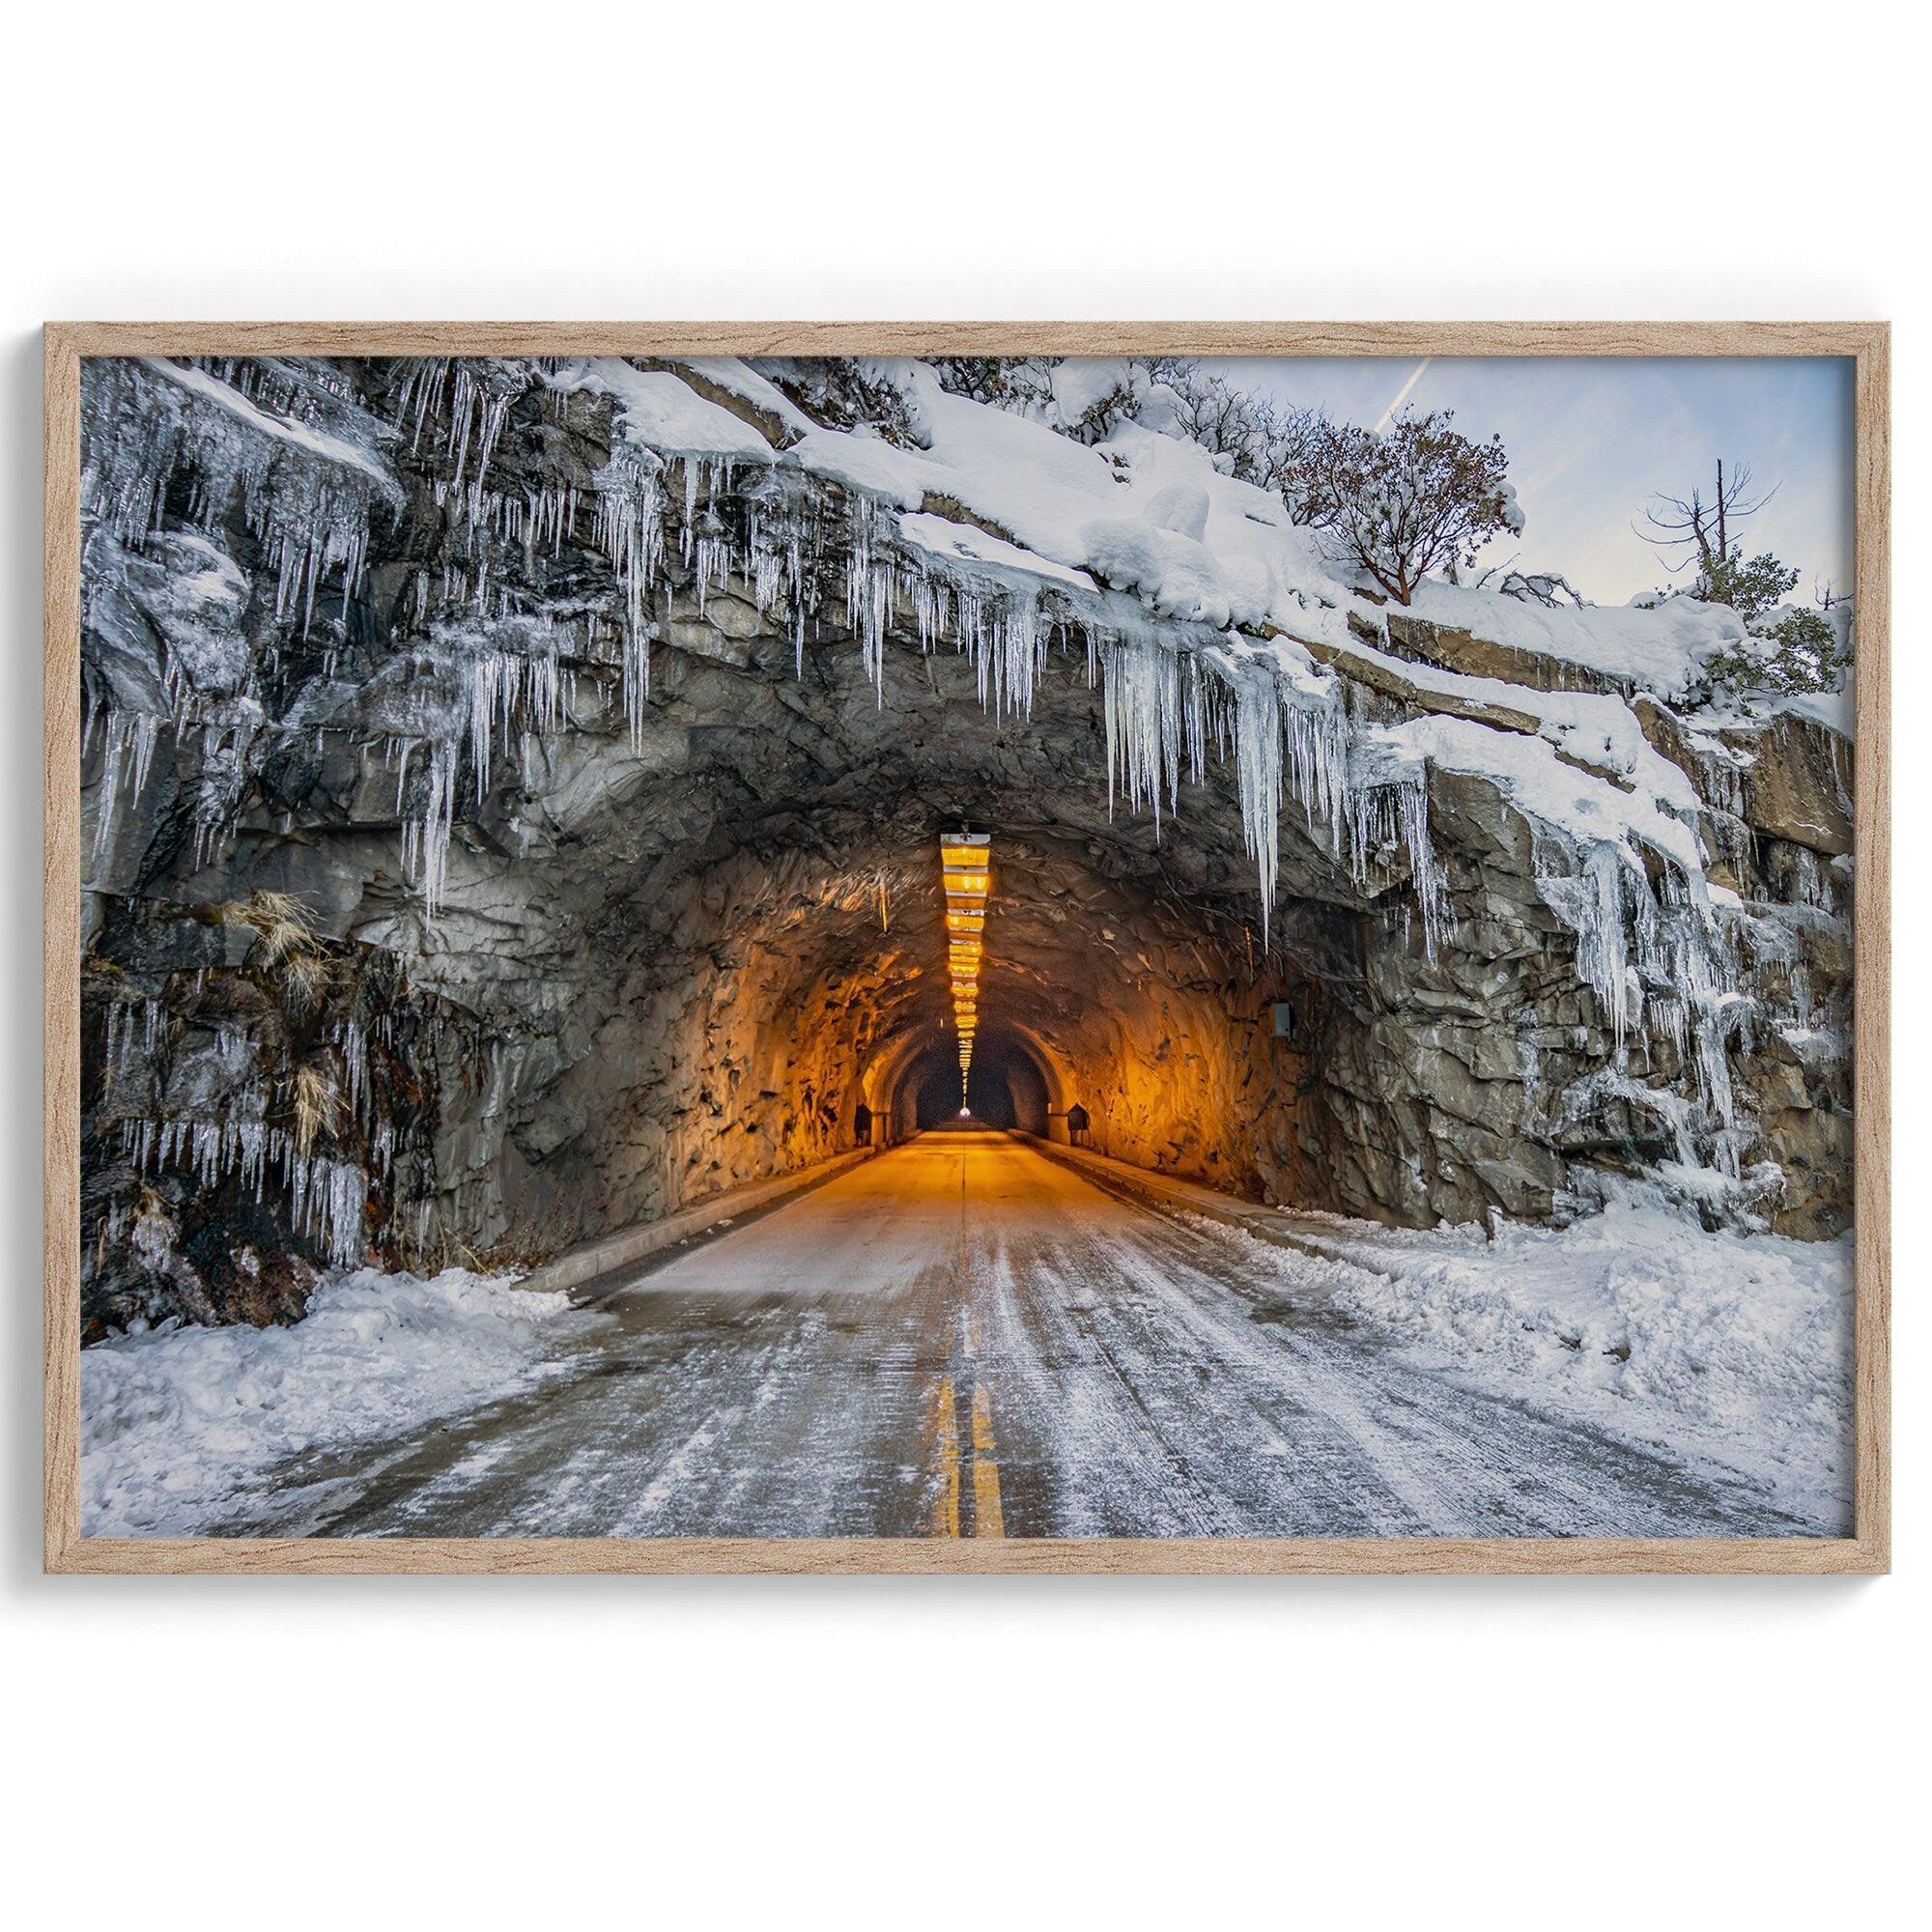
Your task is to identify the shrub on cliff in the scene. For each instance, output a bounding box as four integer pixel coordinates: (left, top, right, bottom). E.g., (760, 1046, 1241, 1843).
(1698, 545, 1799, 624)
(1300, 409, 1523, 605)
(1704, 604, 1850, 698)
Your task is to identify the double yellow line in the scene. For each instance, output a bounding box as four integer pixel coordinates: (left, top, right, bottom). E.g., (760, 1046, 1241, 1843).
(932, 1163, 1004, 1536)
(930, 1368, 1004, 1538)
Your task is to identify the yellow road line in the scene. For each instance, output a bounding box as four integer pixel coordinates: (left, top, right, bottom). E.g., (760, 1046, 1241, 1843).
(930, 1374, 961, 1537)
(970, 1381, 1005, 1538)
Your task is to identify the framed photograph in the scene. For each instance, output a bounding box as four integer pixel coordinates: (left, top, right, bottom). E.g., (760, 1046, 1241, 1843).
(43, 323, 1889, 1574)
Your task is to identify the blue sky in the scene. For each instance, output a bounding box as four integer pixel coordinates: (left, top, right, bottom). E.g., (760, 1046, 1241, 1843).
(1216, 356, 1855, 608)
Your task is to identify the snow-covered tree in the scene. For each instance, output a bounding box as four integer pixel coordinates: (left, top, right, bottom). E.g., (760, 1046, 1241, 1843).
(934, 356, 1340, 523)
(928, 357, 1055, 412)
(1147, 359, 1335, 524)
(1699, 546, 1800, 623)
(1300, 409, 1523, 605)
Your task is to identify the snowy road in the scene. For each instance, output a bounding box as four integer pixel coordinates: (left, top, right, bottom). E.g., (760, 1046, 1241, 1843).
(240, 1128, 1815, 1539)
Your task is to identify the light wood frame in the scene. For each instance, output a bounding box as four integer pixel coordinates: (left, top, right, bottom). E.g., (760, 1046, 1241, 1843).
(43, 322, 1891, 1575)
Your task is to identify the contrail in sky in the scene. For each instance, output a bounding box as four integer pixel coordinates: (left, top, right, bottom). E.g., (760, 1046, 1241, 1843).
(1374, 357, 1432, 432)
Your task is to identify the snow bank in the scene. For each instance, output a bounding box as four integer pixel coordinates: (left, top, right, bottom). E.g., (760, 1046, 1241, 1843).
(81, 1267, 582, 1535)
(1405, 578, 1749, 698)
(1279, 1194, 1854, 1529)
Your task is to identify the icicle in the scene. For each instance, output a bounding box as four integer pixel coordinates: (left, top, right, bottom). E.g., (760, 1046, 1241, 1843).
(89, 711, 163, 866)
(843, 497, 894, 701)
(1229, 666, 1285, 939)
(1098, 633, 1185, 835)
(395, 737, 459, 916)
(115, 1111, 369, 1268)
(591, 448, 664, 743)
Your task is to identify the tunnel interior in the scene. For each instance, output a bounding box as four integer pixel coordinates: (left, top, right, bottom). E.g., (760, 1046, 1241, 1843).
(434, 657, 1368, 1259)
(334, 602, 1370, 1255)
(907, 1029, 1053, 1133)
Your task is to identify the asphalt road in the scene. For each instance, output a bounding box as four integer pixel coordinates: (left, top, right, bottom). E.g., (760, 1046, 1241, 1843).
(256, 1126, 1812, 1539)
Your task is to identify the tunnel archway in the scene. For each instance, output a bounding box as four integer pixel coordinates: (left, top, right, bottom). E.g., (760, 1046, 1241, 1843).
(450, 754, 1334, 1234)
(900, 1026, 1056, 1134)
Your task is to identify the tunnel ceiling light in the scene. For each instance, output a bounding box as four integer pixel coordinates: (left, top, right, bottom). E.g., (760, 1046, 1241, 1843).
(939, 832, 994, 1104)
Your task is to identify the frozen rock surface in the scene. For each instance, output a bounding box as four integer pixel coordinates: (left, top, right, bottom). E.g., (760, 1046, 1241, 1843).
(77, 355, 1855, 1332)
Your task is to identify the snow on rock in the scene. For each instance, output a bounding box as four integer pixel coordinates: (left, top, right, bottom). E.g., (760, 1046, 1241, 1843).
(80, 1266, 585, 1535)
(1375, 712, 1704, 877)
(1080, 511, 1240, 627)
(1406, 577, 1813, 715)
(550, 358, 778, 462)
(895, 511, 1098, 593)
(1146, 481, 1211, 542)
(676, 357, 818, 440)
(787, 423, 933, 508)
(139, 356, 397, 488)
(1775, 676, 1855, 738)
(1277, 1192, 1854, 1529)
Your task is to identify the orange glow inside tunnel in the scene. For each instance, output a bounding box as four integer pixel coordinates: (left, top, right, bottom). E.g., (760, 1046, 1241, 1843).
(940, 830, 992, 1097)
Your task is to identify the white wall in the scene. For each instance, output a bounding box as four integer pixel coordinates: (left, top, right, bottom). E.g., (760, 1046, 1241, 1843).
(2, 6, 1920, 1924)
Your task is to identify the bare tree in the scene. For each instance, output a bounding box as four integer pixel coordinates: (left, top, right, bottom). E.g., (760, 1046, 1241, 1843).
(1638, 460, 1780, 582)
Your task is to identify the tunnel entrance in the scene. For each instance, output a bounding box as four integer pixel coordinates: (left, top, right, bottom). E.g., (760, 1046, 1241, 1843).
(71, 349, 1856, 1355)
(908, 1027, 1054, 1135)
(76, 352, 1620, 1295)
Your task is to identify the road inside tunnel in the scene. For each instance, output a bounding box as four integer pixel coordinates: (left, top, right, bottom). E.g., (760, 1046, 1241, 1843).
(233, 1129, 1811, 1540)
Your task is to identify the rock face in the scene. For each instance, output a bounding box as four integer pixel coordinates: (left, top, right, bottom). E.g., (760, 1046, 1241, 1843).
(75, 355, 1857, 1333)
